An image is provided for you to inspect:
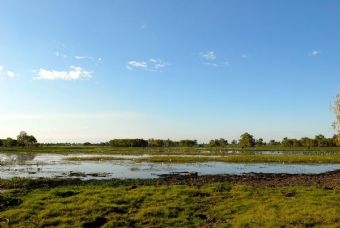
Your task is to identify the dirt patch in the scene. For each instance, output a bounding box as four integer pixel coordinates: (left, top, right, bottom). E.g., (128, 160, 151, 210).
(155, 169, 340, 189)
(0, 195, 22, 212)
(83, 217, 107, 228)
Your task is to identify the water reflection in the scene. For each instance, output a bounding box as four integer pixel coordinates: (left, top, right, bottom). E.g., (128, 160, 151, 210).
(0, 153, 339, 180)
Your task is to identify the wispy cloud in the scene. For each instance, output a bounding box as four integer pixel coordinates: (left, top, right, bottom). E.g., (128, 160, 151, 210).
(199, 51, 230, 68)
(127, 61, 148, 69)
(0, 65, 15, 80)
(127, 59, 169, 72)
(203, 61, 230, 68)
(7, 71, 15, 78)
(33, 66, 92, 80)
(240, 54, 249, 59)
(200, 51, 216, 61)
(75, 55, 88, 60)
(54, 51, 67, 58)
(308, 50, 321, 57)
(75, 55, 102, 65)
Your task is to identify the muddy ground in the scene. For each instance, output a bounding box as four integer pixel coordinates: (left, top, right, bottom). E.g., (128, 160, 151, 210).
(157, 169, 340, 189)
(1, 169, 339, 190)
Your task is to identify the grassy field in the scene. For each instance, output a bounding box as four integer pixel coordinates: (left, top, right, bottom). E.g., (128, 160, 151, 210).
(63, 154, 340, 164)
(133, 154, 340, 164)
(0, 178, 339, 227)
(2, 145, 340, 155)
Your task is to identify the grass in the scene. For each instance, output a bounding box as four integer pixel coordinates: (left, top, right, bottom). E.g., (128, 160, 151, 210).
(2, 145, 340, 155)
(64, 157, 132, 161)
(62, 154, 340, 163)
(0, 178, 339, 227)
(133, 154, 340, 164)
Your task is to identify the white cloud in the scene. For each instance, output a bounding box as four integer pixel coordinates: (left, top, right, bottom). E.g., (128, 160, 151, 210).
(203, 61, 229, 68)
(308, 50, 321, 56)
(34, 66, 92, 80)
(75, 55, 88, 60)
(127, 59, 169, 72)
(55, 51, 67, 58)
(0, 65, 15, 80)
(7, 71, 15, 77)
(240, 54, 249, 59)
(127, 61, 148, 69)
(150, 59, 169, 70)
(200, 51, 216, 61)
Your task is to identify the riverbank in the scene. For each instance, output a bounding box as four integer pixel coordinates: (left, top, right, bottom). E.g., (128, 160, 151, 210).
(0, 171, 339, 227)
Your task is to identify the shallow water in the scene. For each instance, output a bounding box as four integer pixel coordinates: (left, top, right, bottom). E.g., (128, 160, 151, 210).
(1, 153, 339, 180)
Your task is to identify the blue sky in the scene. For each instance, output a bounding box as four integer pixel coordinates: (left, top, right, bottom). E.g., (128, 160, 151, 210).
(0, 0, 339, 142)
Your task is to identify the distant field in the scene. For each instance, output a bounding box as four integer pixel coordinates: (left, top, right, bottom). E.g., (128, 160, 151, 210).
(1, 146, 340, 155)
(64, 154, 340, 164)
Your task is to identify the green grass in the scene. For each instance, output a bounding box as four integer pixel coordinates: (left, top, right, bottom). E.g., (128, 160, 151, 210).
(2, 145, 340, 155)
(62, 154, 340, 163)
(64, 157, 132, 161)
(133, 154, 340, 164)
(0, 179, 339, 227)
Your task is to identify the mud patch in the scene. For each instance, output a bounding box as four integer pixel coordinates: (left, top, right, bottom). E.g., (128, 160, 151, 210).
(83, 217, 107, 228)
(0, 195, 22, 211)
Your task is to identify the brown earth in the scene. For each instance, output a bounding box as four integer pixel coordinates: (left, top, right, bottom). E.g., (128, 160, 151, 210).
(156, 169, 340, 189)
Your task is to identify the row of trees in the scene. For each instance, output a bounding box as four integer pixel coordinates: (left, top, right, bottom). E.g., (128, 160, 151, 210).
(107, 133, 339, 148)
(1, 131, 339, 148)
(0, 131, 37, 147)
(108, 139, 197, 147)
(231, 133, 339, 148)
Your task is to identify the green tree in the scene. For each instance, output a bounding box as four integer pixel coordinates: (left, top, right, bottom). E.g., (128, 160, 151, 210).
(3, 137, 17, 147)
(17, 131, 37, 147)
(179, 140, 197, 147)
(255, 138, 265, 147)
(268, 139, 280, 146)
(239, 133, 255, 148)
(230, 140, 238, 146)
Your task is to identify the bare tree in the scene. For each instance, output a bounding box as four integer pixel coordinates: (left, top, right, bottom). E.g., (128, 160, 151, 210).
(331, 94, 340, 144)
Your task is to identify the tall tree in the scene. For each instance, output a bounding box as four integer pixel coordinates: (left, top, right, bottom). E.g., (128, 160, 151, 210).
(331, 94, 340, 145)
(239, 132, 255, 148)
(17, 131, 37, 147)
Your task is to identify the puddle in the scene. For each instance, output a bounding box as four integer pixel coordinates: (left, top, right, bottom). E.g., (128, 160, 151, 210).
(0, 152, 339, 180)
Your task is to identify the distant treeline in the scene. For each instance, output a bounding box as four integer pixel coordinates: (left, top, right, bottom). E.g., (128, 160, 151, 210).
(0, 131, 37, 147)
(105, 133, 339, 148)
(108, 139, 198, 147)
(1, 131, 339, 148)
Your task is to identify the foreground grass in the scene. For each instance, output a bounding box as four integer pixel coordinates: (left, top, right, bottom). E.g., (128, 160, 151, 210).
(0, 178, 339, 227)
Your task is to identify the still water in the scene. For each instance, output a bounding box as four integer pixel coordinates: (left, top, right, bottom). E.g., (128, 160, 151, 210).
(1, 153, 339, 180)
